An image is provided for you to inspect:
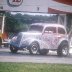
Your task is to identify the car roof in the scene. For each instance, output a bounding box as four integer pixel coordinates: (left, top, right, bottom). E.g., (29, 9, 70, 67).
(31, 23, 65, 29)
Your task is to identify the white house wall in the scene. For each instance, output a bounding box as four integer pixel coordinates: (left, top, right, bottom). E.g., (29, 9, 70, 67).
(0, 0, 72, 13)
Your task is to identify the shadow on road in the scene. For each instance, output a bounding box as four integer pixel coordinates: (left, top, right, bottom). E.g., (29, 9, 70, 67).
(0, 48, 72, 58)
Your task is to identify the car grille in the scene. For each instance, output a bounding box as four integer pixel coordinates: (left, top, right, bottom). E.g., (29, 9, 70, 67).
(16, 33, 22, 45)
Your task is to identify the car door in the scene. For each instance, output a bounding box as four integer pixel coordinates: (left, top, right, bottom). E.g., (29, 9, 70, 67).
(42, 26, 57, 49)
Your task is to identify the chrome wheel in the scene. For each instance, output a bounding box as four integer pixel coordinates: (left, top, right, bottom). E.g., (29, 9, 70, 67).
(31, 45, 38, 54)
(29, 42, 39, 54)
(62, 46, 69, 56)
(57, 43, 69, 56)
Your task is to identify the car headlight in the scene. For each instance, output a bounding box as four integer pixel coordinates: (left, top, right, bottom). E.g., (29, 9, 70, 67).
(11, 36, 17, 41)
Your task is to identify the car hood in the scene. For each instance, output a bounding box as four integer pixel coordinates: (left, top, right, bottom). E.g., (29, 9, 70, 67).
(16, 31, 42, 40)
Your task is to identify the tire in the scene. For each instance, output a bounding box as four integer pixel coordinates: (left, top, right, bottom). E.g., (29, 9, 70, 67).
(29, 42, 40, 54)
(39, 49, 49, 55)
(10, 45, 18, 53)
(57, 43, 69, 56)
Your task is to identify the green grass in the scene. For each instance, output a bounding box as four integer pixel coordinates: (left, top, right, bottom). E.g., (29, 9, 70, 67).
(0, 62, 72, 72)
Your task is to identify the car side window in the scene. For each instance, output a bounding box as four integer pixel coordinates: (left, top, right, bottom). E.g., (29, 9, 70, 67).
(58, 27, 65, 34)
(44, 27, 56, 33)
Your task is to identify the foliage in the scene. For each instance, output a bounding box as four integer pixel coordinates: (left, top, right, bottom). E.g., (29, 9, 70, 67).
(5, 12, 72, 33)
(5, 12, 58, 32)
(5, 12, 18, 32)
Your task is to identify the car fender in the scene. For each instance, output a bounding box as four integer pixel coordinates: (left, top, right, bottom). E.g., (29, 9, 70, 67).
(57, 38, 69, 49)
(27, 38, 48, 49)
(28, 38, 39, 45)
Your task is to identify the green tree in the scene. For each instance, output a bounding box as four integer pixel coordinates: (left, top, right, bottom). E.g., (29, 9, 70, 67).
(5, 12, 18, 32)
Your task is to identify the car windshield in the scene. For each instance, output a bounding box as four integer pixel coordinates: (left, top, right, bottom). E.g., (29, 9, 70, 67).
(29, 25, 43, 32)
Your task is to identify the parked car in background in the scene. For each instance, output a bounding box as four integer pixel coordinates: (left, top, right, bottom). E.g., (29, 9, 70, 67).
(9, 23, 69, 56)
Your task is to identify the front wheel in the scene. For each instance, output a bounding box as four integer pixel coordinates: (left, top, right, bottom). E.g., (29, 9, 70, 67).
(10, 45, 18, 53)
(29, 42, 40, 55)
(57, 43, 69, 56)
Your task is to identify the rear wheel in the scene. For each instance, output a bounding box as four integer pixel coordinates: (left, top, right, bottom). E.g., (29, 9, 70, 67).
(29, 42, 40, 54)
(57, 43, 69, 56)
(10, 45, 18, 53)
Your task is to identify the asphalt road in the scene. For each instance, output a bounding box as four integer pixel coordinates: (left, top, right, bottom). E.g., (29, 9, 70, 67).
(0, 47, 72, 64)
